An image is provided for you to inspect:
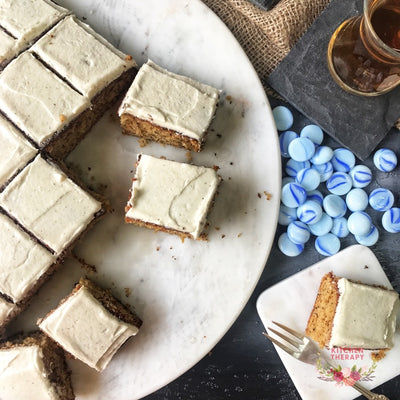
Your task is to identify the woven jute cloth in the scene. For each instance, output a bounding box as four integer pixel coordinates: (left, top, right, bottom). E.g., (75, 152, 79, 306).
(202, 0, 400, 129)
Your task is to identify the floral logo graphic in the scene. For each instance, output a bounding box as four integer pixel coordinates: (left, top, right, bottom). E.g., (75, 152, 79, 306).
(316, 358, 377, 386)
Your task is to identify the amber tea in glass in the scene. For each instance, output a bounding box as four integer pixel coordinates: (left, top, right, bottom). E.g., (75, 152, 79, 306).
(327, 0, 400, 96)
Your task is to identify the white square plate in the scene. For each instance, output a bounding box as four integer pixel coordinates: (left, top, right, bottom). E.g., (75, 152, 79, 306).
(256, 245, 400, 400)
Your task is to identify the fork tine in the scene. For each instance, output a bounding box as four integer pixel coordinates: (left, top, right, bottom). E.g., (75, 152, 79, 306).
(268, 327, 302, 349)
(262, 332, 296, 356)
(271, 321, 304, 340)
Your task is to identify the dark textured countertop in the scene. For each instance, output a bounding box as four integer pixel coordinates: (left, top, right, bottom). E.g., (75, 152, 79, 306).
(142, 1, 400, 399)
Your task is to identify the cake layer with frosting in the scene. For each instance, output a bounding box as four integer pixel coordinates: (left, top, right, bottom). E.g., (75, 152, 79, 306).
(126, 154, 220, 239)
(0, 332, 74, 400)
(32, 15, 136, 98)
(0, 155, 103, 255)
(119, 60, 219, 142)
(38, 280, 140, 372)
(0, 114, 37, 189)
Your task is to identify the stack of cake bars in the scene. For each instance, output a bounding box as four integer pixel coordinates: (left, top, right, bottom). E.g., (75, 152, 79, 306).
(0, 0, 137, 331)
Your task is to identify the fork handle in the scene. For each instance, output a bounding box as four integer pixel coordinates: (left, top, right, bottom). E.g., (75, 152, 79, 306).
(352, 382, 390, 400)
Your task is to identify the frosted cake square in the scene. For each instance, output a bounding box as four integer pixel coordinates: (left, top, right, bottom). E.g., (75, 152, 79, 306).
(306, 272, 400, 349)
(118, 60, 220, 152)
(0, 331, 74, 400)
(0, 0, 69, 68)
(32, 15, 136, 99)
(38, 277, 142, 372)
(125, 154, 221, 240)
(0, 155, 104, 255)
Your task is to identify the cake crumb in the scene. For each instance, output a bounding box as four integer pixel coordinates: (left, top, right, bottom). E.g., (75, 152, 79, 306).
(156, 246, 160, 251)
(264, 191, 272, 200)
(257, 193, 262, 198)
(138, 138, 149, 147)
(124, 287, 131, 297)
(125, 54, 133, 61)
(371, 349, 387, 361)
(221, 234, 226, 239)
(185, 151, 192, 162)
(238, 232, 243, 238)
(59, 114, 67, 123)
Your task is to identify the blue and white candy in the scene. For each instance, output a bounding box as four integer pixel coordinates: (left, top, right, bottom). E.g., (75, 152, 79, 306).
(279, 130, 298, 158)
(308, 213, 333, 236)
(273, 106, 294, 131)
(310, 146, 333, 165)
(278, 232, 304, 257)
(315, 233, 340, 256)
(285, 159, 311, 177)
(347, 211, 372, 236)
(300, 124, 324, 145)
(331, 148, 355, 172)
(382, 208, 400, 233)
(373, 148, 397, 172)
(278, 205, 298, 226)
(323, 194, 347, 218)
(312, 162, 333, 182)
(281, 182, 307, 208)
(349, 165, 372, 188)
(326, 172, 352, 195)
(369, 188, 394, 211)
(331, 217, 349, 238)
(295, 168, 320, 191)
(288, 137, 315, 162)
(287, 221, 310, 244)
(355, 225, 379, 247)
(297, 200, 322, 224)
(345, 188, 368, 212)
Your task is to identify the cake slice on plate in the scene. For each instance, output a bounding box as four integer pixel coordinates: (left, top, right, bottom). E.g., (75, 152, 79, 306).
(306, 272, 400, 349)
(38, 277, 142, 372)
(0, 331, 74, 400)
(118, 60, 220, 152)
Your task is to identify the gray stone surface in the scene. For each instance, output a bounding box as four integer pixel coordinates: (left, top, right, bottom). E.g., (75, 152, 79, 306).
(267, 0, 400, 161)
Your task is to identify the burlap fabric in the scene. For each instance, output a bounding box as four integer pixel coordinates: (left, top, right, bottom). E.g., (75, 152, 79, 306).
(202, 0, 400, 129)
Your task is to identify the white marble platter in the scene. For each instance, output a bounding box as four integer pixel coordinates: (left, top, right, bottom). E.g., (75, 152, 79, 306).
(257, 245, 400, 400)
(6, 0, 281, 399)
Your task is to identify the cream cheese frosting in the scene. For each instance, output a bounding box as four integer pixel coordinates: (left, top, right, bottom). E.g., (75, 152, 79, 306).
(0, 212, 56, 303)
(32, 15, 136, 98)
(0, 52, 90, 146)
(0, 29, 22, 67)
(0, 345, 59, 400)
(0, 114, 37, 188)
(118, 60, 220, 141)
(330, 278, 400, 349)
(38, 285, 139, 372)
(126, 154, 220, 239)
(0, 155, 102, 255)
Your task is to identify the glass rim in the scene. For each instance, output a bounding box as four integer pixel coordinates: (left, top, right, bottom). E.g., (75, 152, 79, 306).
(363, 0, 400, 60)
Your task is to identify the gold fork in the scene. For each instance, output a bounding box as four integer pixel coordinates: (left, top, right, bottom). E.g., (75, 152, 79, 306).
(263, 321, 390, 400)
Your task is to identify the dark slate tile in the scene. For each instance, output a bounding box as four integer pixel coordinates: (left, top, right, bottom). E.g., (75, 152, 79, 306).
(267, 0, 400, 161)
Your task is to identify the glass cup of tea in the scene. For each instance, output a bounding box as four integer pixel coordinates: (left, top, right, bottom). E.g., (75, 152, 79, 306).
(327, 0, 400, 96)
